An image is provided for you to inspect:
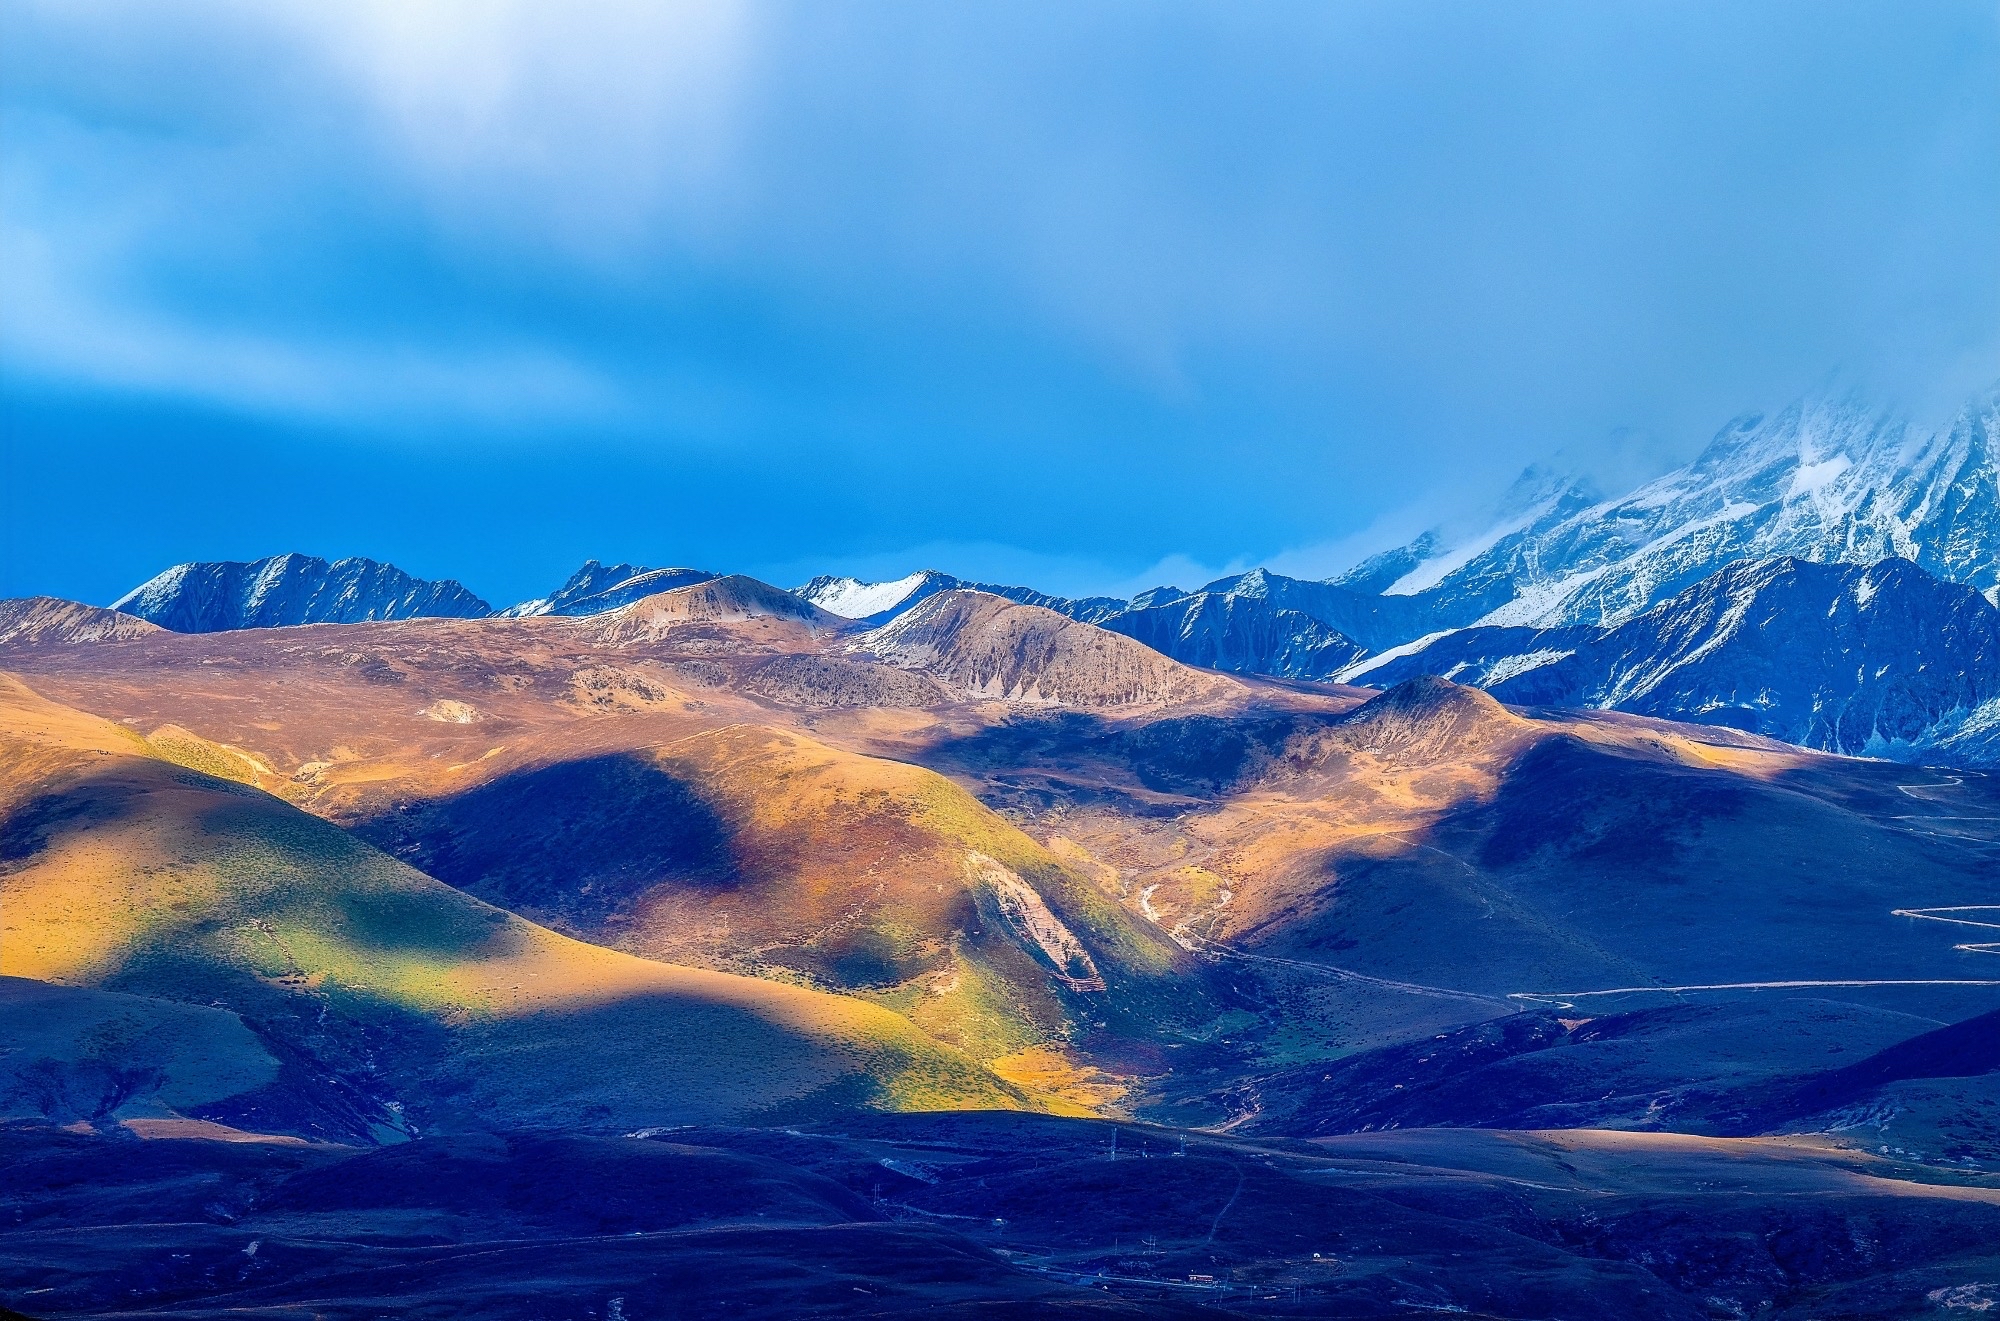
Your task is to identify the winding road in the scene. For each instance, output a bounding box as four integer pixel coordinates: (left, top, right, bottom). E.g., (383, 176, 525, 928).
(1892, 906, 2000, 956)
(1185, 934, 1511, 1008)
(1501, 781, 2000, 1006)
(1509, 907, 2000, 1008)
(1508, 976, 2000, 1011)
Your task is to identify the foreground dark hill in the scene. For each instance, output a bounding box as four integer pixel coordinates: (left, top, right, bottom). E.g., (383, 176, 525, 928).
(6, 1113, 1996, 1320)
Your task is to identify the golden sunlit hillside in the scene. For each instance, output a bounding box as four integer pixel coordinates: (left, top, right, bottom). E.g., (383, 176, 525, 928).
(0, 675, 1042, 1135)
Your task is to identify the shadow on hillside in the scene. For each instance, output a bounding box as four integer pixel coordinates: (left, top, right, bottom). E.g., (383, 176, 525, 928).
(352, 752, 741, 924)
(920, 708, 1333, 800)
(1271, 731, 2000, 981)
(0, 780, 146, 863)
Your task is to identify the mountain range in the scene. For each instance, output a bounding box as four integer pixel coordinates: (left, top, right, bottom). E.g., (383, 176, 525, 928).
(78, 381, 2000, 767)
(1343, 385, 2000, 629)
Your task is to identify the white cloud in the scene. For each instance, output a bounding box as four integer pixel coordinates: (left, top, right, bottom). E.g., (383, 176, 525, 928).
(264, 0, 762, 259)
(0, 215, 624, 426)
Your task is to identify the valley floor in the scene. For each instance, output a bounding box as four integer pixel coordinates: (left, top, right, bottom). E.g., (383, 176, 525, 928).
(6, 1113, 2000, 1320)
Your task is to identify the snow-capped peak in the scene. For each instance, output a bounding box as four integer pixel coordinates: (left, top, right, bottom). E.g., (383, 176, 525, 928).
(1335, 381, 2000, 635)
(796, 571, 942, 620)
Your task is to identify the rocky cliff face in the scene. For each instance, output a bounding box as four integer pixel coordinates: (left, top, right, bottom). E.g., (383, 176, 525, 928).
(112, 554, 491, 632)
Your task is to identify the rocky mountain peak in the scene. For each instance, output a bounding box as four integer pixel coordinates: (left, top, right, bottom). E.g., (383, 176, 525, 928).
(111, 555, 490, 633)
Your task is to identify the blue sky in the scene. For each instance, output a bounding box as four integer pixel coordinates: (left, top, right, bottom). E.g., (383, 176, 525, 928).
(4, 1, 1997, 608)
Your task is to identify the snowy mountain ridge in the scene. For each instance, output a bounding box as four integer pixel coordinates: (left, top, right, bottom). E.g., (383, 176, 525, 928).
(797, 570, 1125, 627)
(1344, 385, 2000, 633)
(796, 571, 945, 622)
(1356, 556, 2000, 766)
(112, 554, 491, 633)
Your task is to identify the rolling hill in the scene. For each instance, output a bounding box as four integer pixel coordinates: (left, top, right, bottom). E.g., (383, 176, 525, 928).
(0, 674, 1036, 1137)
(355, 721, 1209, 1078)
(0, 597, 162, 646)
(858, 590, 1242, 707)
(7, 588, 1999, 1141)
(575, 573, 841, 644)
(0, 586, 1244, 1105)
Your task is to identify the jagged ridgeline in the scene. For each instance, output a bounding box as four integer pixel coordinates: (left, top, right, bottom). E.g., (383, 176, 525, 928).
(113, 554, 492, 631)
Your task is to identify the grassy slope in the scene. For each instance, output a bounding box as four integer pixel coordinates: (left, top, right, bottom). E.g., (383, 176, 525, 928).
(0, 675, 1042, 1134)
(366, 722, 1205, 1072)
(660, 726, 1197, 1046)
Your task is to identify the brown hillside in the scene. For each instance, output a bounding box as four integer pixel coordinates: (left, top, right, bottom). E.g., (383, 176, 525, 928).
(858, 590, 1240, 707)
(0, 596, 162, 646)
(577, 575, 840, 645)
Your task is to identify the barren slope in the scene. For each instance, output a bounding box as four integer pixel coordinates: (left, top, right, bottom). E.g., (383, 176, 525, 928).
(0, 597, 162, 646)
(859, 590, 1243, 707)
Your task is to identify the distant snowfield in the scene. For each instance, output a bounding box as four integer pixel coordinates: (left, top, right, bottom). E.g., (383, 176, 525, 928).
(805, 572, 929, 619)
(1382, 492, 1564, 598)
(1352, 388, 1997, 645)
(1333, 630, 1456, 683)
